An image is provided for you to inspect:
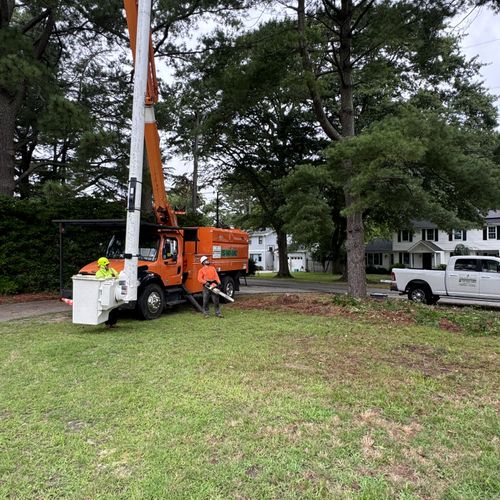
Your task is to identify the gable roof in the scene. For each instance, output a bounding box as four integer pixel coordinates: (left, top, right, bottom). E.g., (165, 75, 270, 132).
(407, 240, 443, 253)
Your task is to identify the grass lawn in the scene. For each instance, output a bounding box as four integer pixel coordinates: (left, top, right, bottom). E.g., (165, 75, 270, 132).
(0, 296, 499, 498)
(254, 271, 390, 286)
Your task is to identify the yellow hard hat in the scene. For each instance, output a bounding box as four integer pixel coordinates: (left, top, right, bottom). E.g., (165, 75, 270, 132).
(98, 257, 110, 267)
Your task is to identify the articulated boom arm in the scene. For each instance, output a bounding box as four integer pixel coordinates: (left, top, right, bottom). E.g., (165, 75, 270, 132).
(123, 0, 178, 227)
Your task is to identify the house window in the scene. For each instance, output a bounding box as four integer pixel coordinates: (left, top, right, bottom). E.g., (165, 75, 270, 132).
(399, 252, 410, 265)
(401, 230, 410, 241)
(423, 229, 438, 241)
(258, 236, 263, 244)
(366, 253, 383, 266)
(250, 253, 262, 262)
(488, 227, 497, 239)
(453, 230, 462, 240)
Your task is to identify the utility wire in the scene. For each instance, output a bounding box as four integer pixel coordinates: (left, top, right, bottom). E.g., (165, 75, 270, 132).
(451, 5, 480, 30)
(463, 37, 500, 49)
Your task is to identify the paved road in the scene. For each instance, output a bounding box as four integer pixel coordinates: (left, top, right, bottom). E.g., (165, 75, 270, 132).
(241, 278, 396, 296)
(1, 278, 499, 322)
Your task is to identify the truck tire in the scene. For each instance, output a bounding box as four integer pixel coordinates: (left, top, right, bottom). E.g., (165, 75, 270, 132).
(221, 276, 235, 301)
(137, 283, 165, 320)
(407, 285, 432, 305)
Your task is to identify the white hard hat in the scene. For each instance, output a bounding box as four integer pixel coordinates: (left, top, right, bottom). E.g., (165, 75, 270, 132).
(200, 256, 209, 264)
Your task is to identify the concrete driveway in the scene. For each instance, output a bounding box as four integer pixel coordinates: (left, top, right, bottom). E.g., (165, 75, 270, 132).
(0, 300, 70, 322)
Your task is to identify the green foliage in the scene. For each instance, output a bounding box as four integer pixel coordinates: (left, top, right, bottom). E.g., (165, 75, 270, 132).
(454, 244, 472, 256)
(324, 109, 500, 231)
(330, 293, 362, 308)
(392, 263, 407, 269)
(0, 194, 123, 294)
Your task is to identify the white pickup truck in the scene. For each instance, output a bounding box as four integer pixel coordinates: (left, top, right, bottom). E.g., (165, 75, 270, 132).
(391, 256, 500, 304)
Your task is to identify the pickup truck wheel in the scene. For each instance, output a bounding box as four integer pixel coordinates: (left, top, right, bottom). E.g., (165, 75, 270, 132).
(137, 283, 165, 320)
(221, 276, 235, 302)
(408, 285, 432, 305)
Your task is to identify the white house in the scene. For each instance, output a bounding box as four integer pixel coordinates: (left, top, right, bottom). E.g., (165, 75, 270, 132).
(248, 229, 312, 272)
(367, 211, 500, 270)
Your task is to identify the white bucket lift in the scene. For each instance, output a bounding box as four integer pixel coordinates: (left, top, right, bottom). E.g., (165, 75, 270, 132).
(72, 275, 125, 325)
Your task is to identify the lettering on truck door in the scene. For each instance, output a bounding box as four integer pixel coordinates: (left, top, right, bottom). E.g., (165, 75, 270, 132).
(447, 258, 480, 297)
(479, 259, 500, 299)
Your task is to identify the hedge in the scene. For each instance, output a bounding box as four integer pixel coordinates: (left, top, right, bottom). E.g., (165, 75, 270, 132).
(0, 195, 124, 294)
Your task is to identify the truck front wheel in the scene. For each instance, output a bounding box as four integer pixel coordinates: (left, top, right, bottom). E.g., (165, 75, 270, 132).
(408, 285, 432, 305)
(137, 283, 165, 320)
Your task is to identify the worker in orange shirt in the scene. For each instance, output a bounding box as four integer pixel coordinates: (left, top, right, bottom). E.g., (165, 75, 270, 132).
(197, 255, 222, 318)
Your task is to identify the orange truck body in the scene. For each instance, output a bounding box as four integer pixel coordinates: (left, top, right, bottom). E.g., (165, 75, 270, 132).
(80, 227, 249, 295)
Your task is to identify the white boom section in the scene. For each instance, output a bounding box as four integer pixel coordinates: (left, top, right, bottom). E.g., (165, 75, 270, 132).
(122, 0, 152, 302)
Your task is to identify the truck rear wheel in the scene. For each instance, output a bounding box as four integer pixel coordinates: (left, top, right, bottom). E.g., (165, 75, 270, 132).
(137, 283, 165, 320)
(221, 276, 235, 301)
(408, 285, 432, 305)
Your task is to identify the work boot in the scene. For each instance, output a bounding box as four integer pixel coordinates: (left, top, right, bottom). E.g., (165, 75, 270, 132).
(216, 311, 223, 318)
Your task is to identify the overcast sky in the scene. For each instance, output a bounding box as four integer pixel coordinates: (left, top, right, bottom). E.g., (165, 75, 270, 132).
(167, 4, 500, 187)
(457, 5, 500, 115)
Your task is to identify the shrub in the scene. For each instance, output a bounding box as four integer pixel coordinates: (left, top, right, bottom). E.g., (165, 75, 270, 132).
(247, 258, 258, 276)
(365, 266, 390, 274)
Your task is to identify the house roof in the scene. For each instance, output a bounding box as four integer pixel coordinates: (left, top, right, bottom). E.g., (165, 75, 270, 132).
(248, 228, 274, 236)
(411, 220, 437, 229)
(365, 238, 393, 252)
(407, 240, 443, 253)
(410, 211, 500, 229)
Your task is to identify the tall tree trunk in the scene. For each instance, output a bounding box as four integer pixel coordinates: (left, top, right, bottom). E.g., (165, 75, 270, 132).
(0, 92, 17, 197)
(339, 0, 366, 297)
(276, 228, 292, 277)
(297, 0, 366, 297)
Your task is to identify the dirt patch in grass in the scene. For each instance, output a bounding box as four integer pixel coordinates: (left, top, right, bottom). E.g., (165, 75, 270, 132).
(235, 294, 413, 327)
(384, 343, 487, 377)
(0, 292, 59, 304)
(236, 293, 354, 319)
(235, 293, 500, 336)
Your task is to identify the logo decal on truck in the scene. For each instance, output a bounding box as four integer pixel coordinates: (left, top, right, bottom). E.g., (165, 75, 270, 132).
(212, 245, 237, 258)
(458, 277, 477, 286)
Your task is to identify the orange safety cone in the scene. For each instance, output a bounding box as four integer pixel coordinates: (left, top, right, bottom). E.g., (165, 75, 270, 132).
(60, 297, 73, 306)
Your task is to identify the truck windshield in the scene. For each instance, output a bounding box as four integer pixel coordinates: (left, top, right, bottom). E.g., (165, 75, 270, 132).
(107, 234, 160, 262)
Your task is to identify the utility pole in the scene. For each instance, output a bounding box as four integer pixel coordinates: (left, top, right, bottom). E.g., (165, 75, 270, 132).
(215, 191, 220, 228)
(122, 0, 151, 302)
(192, 110, 199, 213)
